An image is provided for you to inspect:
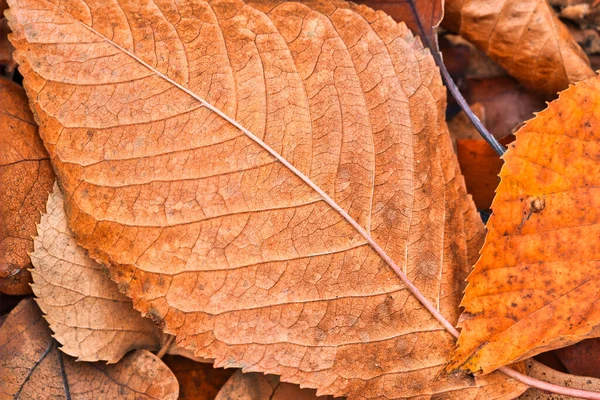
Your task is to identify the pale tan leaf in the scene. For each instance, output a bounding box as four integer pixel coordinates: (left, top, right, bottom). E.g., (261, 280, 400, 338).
(7, 0, 525, 398)
(0, 299, 178, 400)
(30, 183, 162, 363)
(30, 183, 208, 364)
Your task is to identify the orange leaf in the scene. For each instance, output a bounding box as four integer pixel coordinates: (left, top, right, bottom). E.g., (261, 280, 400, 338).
(0, 299, 178, 399)
(0, 77, 54, 295)
(6, 0, 525, 397)
(443, 0, 595, 96)
(163, 356, 234, 400)
(451, 75, 600, 374)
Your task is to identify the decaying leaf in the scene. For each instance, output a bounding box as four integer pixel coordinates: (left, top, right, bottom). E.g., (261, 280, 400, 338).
(216, 370, 330, 400)
(7, 0, 527, 397)
(443, 0, 595, 96)
(0, 77, 54, 295)
(554, 338, 600, 379)
(0, 299, 178, 399)
(163, 355, 235, 400)
(0, 18, 16, 77)
(30, 183, 162, 363)
(30, 183, 205, 364)
(518, 360, 600, 400)
(450, 75, 600, 374)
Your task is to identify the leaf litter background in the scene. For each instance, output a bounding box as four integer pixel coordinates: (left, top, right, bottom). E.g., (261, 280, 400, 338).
(2, 0, 600, 399)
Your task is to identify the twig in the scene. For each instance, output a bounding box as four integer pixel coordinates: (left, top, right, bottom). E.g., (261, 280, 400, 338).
(431, 49, 506, 156)
(156, 335, 175, 359)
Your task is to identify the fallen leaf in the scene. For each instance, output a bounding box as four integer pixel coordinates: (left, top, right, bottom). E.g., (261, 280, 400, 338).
(30, 183, 206, 364)
(215, 370, 330, 400)
(450, 74, 600, 374)
(0, 298, 178, 399)
(466, 77, 546, 141)
(554, 338, 600, 379)
(30, 183, 162, 363)
(163, 355, 234, 400)
(0, 77, 54, 295)
(443, 0, 595, 96)
(7, 0, 526, 397)
(518, 360, 600, 400)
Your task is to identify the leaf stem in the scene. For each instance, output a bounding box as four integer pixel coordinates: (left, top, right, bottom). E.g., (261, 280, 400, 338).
(156, 335, 175, 359)
(432, 50, 506, 156)
(60, 11, 600, 400)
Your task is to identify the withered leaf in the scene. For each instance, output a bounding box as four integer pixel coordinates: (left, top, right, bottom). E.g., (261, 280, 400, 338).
(31, 183, 204, 364)
(30, 183, 163, 363)
(216, 370, 331, 400)
(443, 0, 595, 96)
(7, 0, 524, 397)
(0, 299, 178, 399)
(0, 77, 54, 295)
(450, 75, 600, 374)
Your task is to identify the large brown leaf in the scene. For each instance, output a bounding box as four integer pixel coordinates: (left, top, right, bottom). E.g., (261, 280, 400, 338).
(443, 0, 595, 96)
(0, 298, 178, 399)
(0, 77, 54, 295)
(450, 75, 600, 374)
(31, 183, 204, 363)
(7, 0, 524, 398)
(518, 360, 600, 400)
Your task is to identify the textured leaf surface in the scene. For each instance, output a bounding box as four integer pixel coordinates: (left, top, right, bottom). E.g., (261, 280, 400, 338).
(451, 75, 600, 374)
(0, 299, 178, 400)
(30, 183, 162, 363)
(443, 0, 595, 96)
(0, 77, 54, 295)
(216, 370, 331, 400)
(8, 0, 524, 398)
(31, 183, 205, 363)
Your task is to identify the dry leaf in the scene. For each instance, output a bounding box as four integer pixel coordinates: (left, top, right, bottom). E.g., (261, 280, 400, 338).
(450, 75, 600, 374)
(0, 298, 178, 399)
(30, 183, 205, 364)
(443, 0, 595, 96)
(554, 338, 600, 379)
(0, 77, 54, 295)
(30, 183, 163, 363)
(0, 18, 16, 77)
(518, 360, 600, 400)
(216, 370, 331, 400)
(448, 102, 487, 144)
(163, 355, 234, 400)
(7, 0, 526, 397)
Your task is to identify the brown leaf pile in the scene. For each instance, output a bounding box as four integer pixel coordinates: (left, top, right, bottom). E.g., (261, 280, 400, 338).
(5, 0, 529, 397)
